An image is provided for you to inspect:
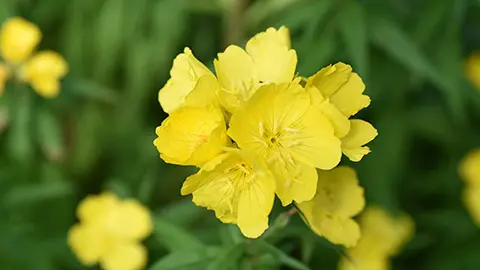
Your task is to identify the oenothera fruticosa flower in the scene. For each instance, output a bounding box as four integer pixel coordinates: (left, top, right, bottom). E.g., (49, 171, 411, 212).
(214, 26, 297, 113)
(339, 206, 414, 270)
(459, 149, 480, 226)
(0, 17, 68, 98)
(154, 25, 376, 240)
(68, 192, 152, 270)
(306, 62, 377, 162)
(181, 150, 275, 238)
(228, 82, 342, 206)
(297, 166, 365, 247)
(466, 52, 480, 91)
(153, 106, 228, 166)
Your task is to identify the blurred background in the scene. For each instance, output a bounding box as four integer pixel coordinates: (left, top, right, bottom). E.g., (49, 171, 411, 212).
(0, 0, 480, 269)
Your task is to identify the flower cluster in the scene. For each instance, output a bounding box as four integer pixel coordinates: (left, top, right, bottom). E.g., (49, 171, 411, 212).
(459, 149, 480, 226)
(339, 207, 414, 270)
(0, 17, 68, 97)
(154, 26, 377, 239)
(466, 52, 480, 91)
(68, 192, 152, 270)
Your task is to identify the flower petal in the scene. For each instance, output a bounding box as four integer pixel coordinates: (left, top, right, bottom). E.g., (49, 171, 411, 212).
(112, 199, 153, 240)
(101, 242, 147, 270)
(153, 107, 227, 166)
(158, 48, 212, 113)
(237, 170, 276, 238)
(463, 185, 480, 227)
(214, 45, 258, 113)
(67, 224, 107, 265)
(0, 17, 41, 64)
(341, 119, 378, 162)
(330, 72, 370, 117)
(459, 149, 480, 185)
(271, 160, 318, 206)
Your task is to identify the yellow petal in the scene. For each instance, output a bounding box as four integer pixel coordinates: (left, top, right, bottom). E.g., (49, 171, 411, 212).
(306, 62, 351, 98)
(158, 48, 213, 113)
(237, 166, 276, 238)
(459, 149, 480, 185)
(271, 160, 318, 206)
(77, 192, 119, 224)
(246, 26, 291, 50)
(246, 27, 297, 84)
(341, 119, 378, 162)
(101, 242, 147, 270)
(463, 185, 480, 226)
(22, 51, 68, 98)
(67, 224, 107, 265)
(359, 206, 414, 256)
(307, 62, 370, 117)
(0, 17, 41, 64)
(339, 253, 390, 270)
(112, 199, 153, 241)
(214, 45, 258, 113)
(317, 99, 351, 138)
(330, 73, 370, 117)
(297, 166, 365, 247)
(184, 74, 221, 109)
(153, 107, 227, 166)
(466, 52, 480, 90)
(287, 106, 342, 170)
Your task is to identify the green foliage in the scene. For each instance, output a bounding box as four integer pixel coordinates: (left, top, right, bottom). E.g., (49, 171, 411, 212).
(1, 0, 480, 269)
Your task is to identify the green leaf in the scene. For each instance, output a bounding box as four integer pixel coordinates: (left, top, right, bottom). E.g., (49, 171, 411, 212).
(153, 216, 205, 252)
(255, 241, 310, 270)
(149, 248, 218, 270)
(370, 16, 464, 122)
(337, 0, 368, 76)
(7, 87, 33, 163)
(64, 77, 118, 104)
(36, 107, 64, 162)
(208, 244, 244, 270)
(1, 181, 72, 208)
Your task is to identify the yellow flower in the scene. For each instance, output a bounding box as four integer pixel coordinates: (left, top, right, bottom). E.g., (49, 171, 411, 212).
(306, 63, 376, 161)
(158, 48, 215, 114)
(463, 184, 480, 226)
(0, 63, 10, 95)
(459, 149, 480, 185)
(0, 17, 41, 64)
(153, 106, 228, 166)
(21, 51, 68, 98)
(68, 192, 152, 270)
(341, 120, 378, 162)
(214, 27, 297, 113)
(228, 82, 342, 205)
(297, 166, 365, 247)
(181, 150, 276, 238)
(339, 206, 414, 270)
(466, 52, 480, 90)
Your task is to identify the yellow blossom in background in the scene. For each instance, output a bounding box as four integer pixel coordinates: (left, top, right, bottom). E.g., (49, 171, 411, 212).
(339, 206, 414, 270)
(153, 106, 228, 166)
(181, 150, 276, 238)
(0, 63, 9, 94)
(158, 47, 215, 114)
(306, 62, 377, 161)
(459, 149, 480, 226)
(0, 17, 68, 98)
(459, 149, 480, 185)
(21, 51, 68, 97)
(228, 82, 342, 205)
(297, 166, 365, 247)
(466, 52, 480, 90)
(0, 17, 41, 64)
(68, 192, 152, 270)
(214, 27, 297, 113)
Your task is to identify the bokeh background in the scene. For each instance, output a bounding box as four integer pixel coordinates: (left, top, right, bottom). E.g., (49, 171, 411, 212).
(1, 0, 480, 269)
